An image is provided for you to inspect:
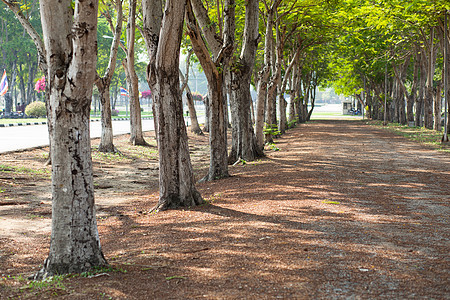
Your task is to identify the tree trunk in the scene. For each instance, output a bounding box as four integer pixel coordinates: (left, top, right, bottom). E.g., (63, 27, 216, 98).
(288, 68, 297, 124)
(203, 95, 210, 132)
(299, 77, 309, 123)
(393, 78, 400, 123)
(278, 49, 299, 133)
(265, 47, 281, 143)
(126, 0, 147, 146)
(438, 15, 449, 140)
(185, 0, 230, 181)
(228, 0, 262, 164)
(306, 83, 316, 121)
(278, 92, 287, 133)
(255, 68, 269, 150)
(97, 78, 116, 153)
(143, 0, 203, 210)
(179, 50, 203, 135)
(417, 54, 427, 127)
(434, 84, 442, 131)
(229, 73, 262, 164)
(424, 28, 437, 129)
(192, 0, 234, 179)
(255, 8, 273, 151)
(96, 1, 123, 153)
(408, 55, 419, 124)
(34, 0, 106, 279)
(185, 89, 203, 135)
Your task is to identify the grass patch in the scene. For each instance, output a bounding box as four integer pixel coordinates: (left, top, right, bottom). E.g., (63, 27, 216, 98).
(91, 150, 130, 162)
(0, 164, 50, 177)
(0, 118, 47, 124)
(369, 121, 449, 152)
(121, 144, 159, 160)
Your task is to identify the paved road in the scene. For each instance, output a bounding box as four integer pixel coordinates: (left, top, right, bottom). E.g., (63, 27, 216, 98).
(0, 119, 156, 153)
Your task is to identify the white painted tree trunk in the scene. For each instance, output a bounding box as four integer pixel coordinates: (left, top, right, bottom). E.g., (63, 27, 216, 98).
(35, 0, 106, 279)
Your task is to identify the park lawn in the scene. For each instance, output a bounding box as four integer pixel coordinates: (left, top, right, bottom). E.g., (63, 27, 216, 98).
(368, 120, 449, 152)
(0, 118, 47, 124)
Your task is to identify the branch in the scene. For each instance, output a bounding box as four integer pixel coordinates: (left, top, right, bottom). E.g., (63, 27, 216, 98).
(190, 0, 222, 57)
(180, 48, 194, 93)
(185, 0, 219, 77)
(103, 0, 123, 82)
(102, 6, 127, 54)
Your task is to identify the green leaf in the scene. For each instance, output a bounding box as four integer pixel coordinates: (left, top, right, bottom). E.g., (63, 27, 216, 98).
(165, 275, 186, 281)
(322, 200, 340, 205)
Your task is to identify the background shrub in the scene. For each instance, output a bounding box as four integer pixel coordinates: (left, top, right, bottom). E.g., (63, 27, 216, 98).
(25, 101, 46, 118)
(111, 109, 119, 116)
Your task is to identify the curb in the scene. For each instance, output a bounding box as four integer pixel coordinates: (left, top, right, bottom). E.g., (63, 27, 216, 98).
(0, 117, 153, 128)
(0, 122, 47, 127)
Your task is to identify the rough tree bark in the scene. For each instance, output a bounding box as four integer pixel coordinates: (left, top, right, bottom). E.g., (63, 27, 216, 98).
(278, 49, 300, 133)
(143, 0, 203, 210)
(228, 0, 263, 164)
(266, 23, 283, 140)
(288, 60, 299, 124)
(96, 1, 123, 153)
(408, 54, 419, 125)
(417, 51, 426, 127)
(255, 0, 282, 150)
(434, 83, 442, 131)
(424, 27, 438, 129)
(34, 0, 107, 279)
(186, 0, 234, 181)
(203, 95, 210, 132)
(125, 0, 147, 146)
(254, 10, 273, 151)
(179, 49, 203, 135)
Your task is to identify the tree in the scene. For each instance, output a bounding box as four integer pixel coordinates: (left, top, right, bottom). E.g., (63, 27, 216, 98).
(228, 0, 263, 164)
(32, 0, 107, 279)
(185, 0, 232, 181)
(143, 0, 203, 210)
(95, 0, 124, 153)
(180, 49, 203, 135)
(124, 0, 147, 146)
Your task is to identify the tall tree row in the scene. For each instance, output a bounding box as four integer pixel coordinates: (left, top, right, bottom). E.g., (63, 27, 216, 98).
(330, 0, 449, 136)
(3, 0, 449, 280)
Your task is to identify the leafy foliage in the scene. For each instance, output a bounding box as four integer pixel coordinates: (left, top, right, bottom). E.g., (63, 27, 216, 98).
(25, 101, 46, 118)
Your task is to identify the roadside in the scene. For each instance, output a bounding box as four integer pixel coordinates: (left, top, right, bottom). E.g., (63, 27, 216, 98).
(0, 117, 153, 127)
(1, 120, 449, 299)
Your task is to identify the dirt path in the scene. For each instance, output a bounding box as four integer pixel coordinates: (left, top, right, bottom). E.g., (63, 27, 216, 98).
(1, 120, 449, 299)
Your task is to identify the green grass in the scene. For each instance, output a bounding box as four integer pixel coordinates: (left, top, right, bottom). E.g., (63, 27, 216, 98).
(311, 112, 343, 116)
(0, 118, 47, 124)
(369, 121, 450, 152)
(0, 112, 154, 123)
(17, 274, 66, 293)
(0, 164, 51, 177)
